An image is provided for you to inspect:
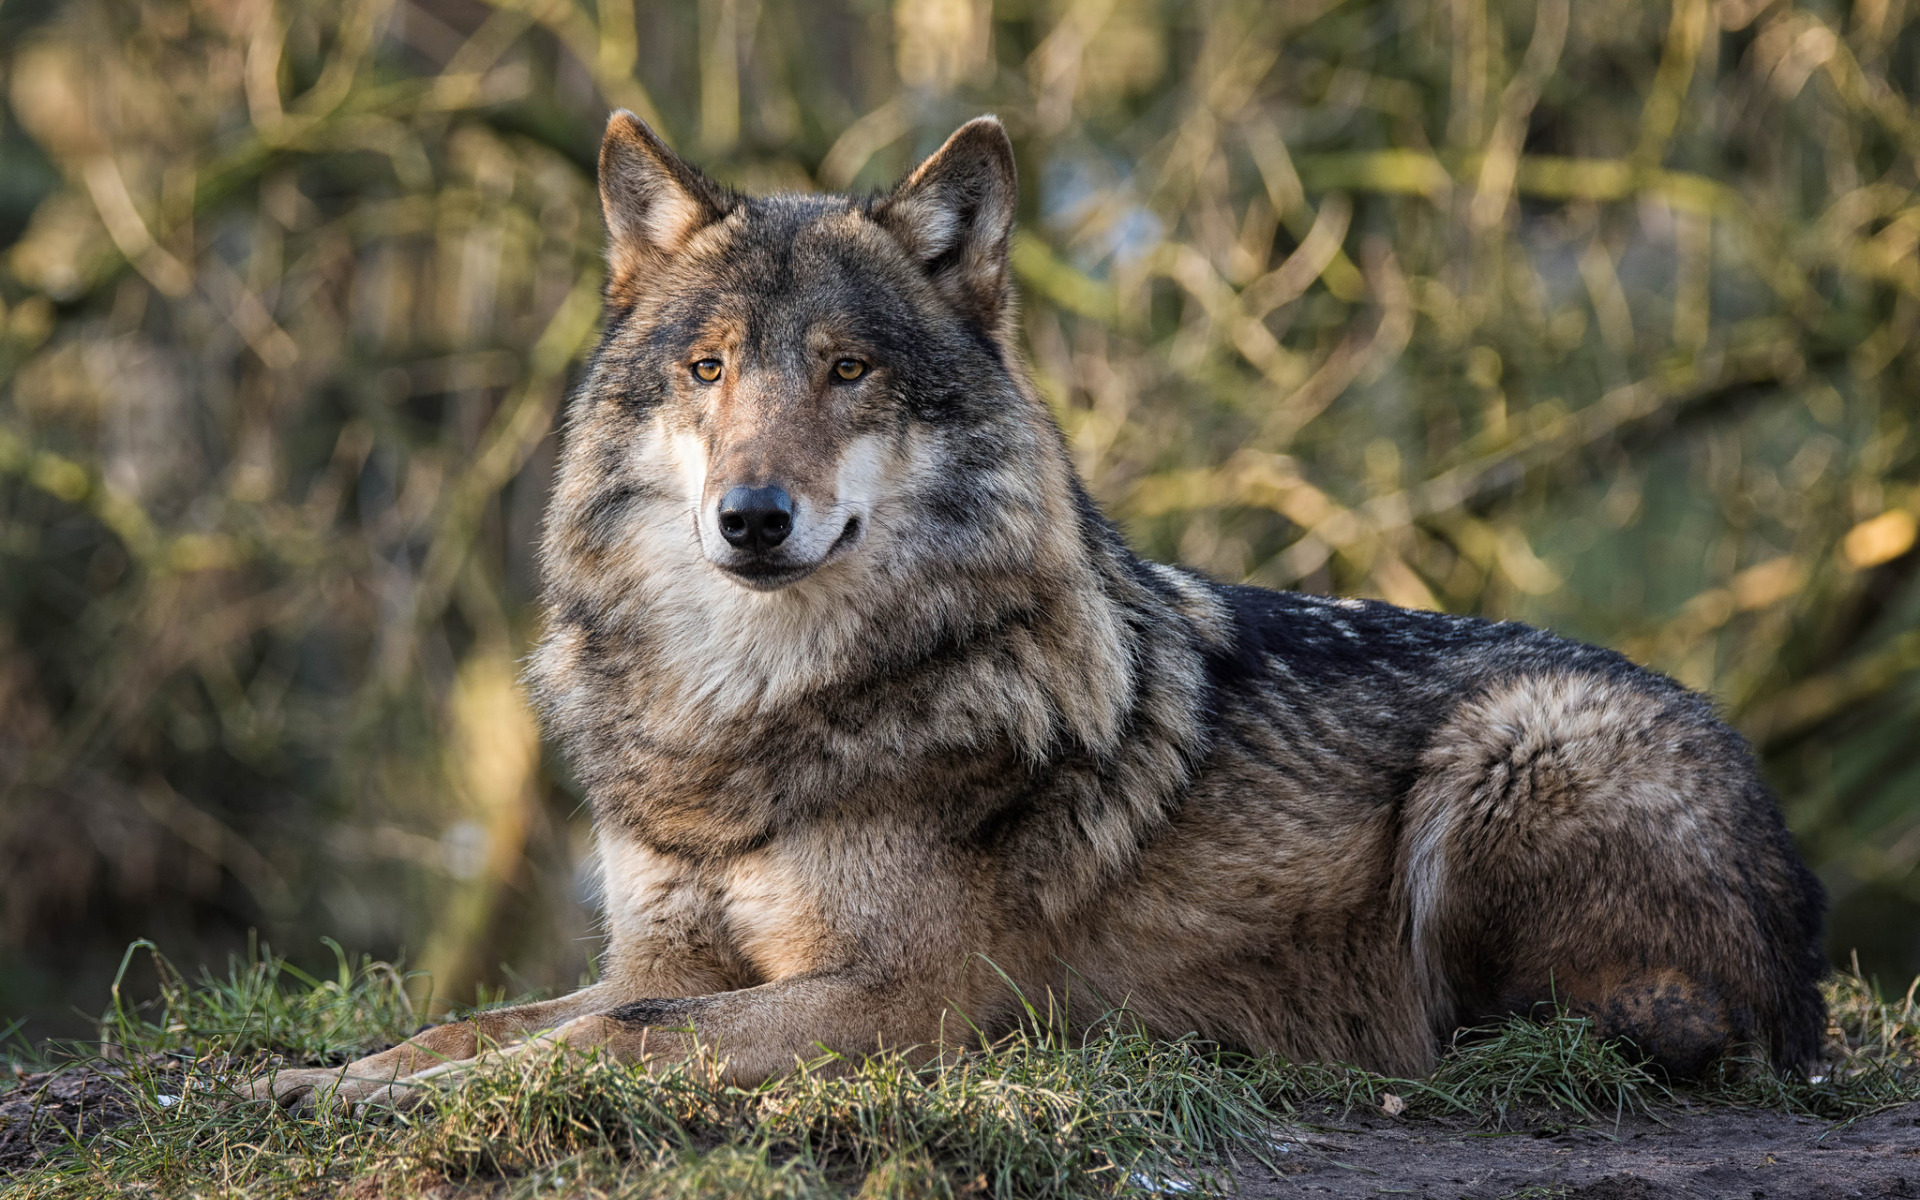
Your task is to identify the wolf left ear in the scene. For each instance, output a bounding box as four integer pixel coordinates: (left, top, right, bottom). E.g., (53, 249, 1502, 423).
(599, 111, 734, 286)
(875, 117, 1017, 327)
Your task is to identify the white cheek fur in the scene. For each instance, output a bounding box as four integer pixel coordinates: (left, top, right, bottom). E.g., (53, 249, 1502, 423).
(606, 427, 926, 723)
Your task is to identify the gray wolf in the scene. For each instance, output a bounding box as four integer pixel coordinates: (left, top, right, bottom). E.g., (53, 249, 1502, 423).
(251, 112, 1826, 1110)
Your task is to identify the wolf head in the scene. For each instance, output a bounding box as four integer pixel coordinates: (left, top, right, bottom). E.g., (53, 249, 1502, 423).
(538, 112, 1137, 729)
(566, 112, 1046, 588)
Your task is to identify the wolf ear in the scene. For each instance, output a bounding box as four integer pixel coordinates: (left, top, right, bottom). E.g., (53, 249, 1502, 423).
(875, 117, 1017, 327)
(599, 111, 733, 283)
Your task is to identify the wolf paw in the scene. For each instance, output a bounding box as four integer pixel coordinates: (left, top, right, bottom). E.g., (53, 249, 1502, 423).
(347, 1059, 474, 1117)
(241, 1065, 345, 1111)
(241, 1065, 433, 1116)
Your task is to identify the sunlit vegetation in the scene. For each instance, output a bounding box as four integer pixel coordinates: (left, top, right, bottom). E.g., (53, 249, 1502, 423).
(0, 0, 1917, 1034)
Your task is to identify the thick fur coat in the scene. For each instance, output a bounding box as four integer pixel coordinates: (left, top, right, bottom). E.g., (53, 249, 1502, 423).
(252, 114, 1827, 1111)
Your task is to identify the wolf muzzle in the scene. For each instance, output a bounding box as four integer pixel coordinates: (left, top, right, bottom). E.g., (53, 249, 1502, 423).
(717, 484, 794, 551)
(704, 478, 862, 591)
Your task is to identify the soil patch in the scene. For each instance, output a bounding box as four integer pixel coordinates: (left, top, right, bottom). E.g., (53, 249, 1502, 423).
(1239, 1103, 1920, 1199)
(0, 1059, 179, 1172)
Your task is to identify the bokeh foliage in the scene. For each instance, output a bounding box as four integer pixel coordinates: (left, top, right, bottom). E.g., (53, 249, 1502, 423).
(0, 0, 1916, 1035)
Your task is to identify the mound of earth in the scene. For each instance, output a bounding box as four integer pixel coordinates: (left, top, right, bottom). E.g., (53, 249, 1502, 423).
(1241, 1103, 1920, 1198)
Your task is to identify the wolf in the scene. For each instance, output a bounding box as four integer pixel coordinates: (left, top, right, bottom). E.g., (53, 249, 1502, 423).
(251, 112, 1826, 1111)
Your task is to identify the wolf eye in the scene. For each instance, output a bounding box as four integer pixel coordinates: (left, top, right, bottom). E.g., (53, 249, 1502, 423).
(833, 359, 866, 381)
(692, 359, 723, 383)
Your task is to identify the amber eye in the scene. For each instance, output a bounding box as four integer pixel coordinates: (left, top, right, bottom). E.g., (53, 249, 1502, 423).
(692, 359, 723, 383)
(833, 359, 866, 381)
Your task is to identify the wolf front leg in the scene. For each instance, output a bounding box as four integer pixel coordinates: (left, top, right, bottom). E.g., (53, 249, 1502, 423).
(242, 985, 621, 1113)
(249, 850, 749, 1112)
(373, 972, 964, 1106)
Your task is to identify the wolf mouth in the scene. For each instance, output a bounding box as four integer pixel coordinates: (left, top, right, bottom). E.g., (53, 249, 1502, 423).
(717, 517, 863, 591)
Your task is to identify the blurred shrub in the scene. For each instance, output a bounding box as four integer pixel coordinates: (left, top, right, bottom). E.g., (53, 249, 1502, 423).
(0, 0, 1916, 1035)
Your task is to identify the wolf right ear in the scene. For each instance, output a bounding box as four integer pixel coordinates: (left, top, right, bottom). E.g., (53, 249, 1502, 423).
(875, 117, 1018, 328)
(599, 111, 734, 284)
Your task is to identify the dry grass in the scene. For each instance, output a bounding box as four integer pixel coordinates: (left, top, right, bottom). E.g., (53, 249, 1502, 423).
(1, 945, 1915, 1198)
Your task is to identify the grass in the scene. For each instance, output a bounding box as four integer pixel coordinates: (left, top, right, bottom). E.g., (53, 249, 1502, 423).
(1246, 1011, 1670, 1129)
(2, 944, 1917, 1199)
(95, 938, 426, 1067)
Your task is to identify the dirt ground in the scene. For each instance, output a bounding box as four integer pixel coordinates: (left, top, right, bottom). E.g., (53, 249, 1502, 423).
(0, 1062, 152, 1172)
(6, 1063, 1919, 1197)
(1239, 1103, 1920, 1199)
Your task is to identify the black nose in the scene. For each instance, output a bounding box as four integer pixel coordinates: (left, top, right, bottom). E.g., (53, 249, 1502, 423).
(717, 485, 794, 550)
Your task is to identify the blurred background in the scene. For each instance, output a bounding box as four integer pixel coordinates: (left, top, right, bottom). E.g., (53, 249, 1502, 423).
(1, 0, 1917, 1043)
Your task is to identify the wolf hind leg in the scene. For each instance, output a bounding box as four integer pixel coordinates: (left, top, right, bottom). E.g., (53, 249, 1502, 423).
(1540, 967, 1737, 1077)
(1402, 671, 1817, 1077)
(1441, 969, 1737, 1079)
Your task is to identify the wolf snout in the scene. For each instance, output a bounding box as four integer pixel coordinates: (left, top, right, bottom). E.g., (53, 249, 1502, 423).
(717, 484, 794, 551)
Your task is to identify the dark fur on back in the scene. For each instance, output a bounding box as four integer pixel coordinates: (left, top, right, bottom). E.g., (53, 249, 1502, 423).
(247, 116, 1826, 1113)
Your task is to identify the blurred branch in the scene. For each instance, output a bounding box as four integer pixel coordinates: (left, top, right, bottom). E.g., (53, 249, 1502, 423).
(1749, 628, 1920, 748)
(485, 0, 665, 130)
(1011, 233, 1118, 324)
(1631, 0, 1710, 170)
(1131, 342, 1801, 587)
(412, 274, 601, 639)
(137, 783, 296, 918)
(818, 98, 910, 190)
(1299, 150, 1741, 217)
(80, 157, 192, 297)
(1469, 0, 1568, 234)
